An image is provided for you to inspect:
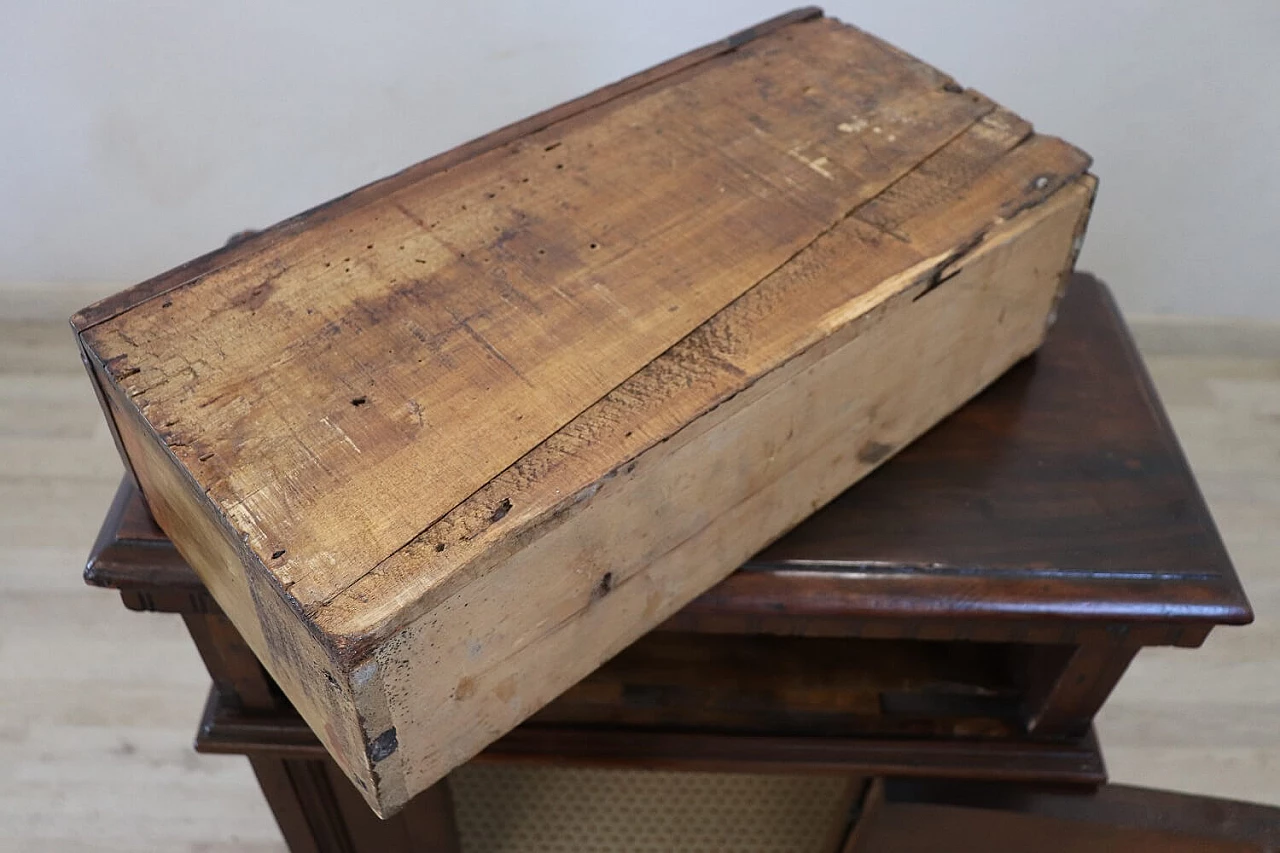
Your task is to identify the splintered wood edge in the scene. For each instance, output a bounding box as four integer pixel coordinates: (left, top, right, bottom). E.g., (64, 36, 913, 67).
(313, 144, 1095, 661)
(67, 6, 824, 333)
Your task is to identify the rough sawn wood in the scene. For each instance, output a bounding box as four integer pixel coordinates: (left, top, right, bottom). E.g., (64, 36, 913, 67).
(74, 9, 1096, 815)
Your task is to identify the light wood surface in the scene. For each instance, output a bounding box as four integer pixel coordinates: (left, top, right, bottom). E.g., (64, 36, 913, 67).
(72, 12, 1094, 813)
(76, 15, 998, 614)
(0, 307, 1276, 847)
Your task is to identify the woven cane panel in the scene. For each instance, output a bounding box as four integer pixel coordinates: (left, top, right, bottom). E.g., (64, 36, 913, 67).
(450, 764, 850, 852)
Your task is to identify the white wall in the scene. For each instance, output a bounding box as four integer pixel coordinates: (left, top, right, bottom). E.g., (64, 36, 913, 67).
(4, 0, 1278, 317)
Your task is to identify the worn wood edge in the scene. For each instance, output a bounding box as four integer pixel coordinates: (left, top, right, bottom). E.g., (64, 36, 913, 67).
(193, 685, 1107, 785)
(1042, 172, 1097, 335)
(711, 565, 1254, 626)
(82, 345, 391, 798)
(82, 479, 209, 593)
(1089, 276, 1254, 627)
(83, 476, 138, 588)
(74, 333, 141, 492)
(312, 137, 1092, 659)
(80, 346, 280, 601)
(68, 7, 824, 333)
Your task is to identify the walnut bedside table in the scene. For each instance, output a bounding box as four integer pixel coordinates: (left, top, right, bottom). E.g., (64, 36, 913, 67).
(84, 274, 1267, 850)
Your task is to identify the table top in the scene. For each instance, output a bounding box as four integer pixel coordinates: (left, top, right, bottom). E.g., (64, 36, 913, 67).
(86, 273, 1251, 634)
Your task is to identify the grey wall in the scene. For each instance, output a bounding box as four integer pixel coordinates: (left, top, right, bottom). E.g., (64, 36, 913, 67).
(4, 0, 1278, 317)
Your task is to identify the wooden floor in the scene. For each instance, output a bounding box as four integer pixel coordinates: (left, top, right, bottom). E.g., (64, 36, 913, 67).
(1, 304, 1276, 850)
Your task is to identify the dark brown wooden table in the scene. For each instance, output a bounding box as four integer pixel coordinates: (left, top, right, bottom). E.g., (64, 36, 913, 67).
(84, 274, 1266, 851)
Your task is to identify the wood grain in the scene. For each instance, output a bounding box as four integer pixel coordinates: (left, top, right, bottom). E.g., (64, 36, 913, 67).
(74, 10, 1097, 814)
(83, 17, 993, 609)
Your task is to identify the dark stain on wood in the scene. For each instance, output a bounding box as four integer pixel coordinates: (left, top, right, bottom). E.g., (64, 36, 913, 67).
(489, 498, 512, 524)
(858, 440, 895, 465)
(367, 727, 399, 763)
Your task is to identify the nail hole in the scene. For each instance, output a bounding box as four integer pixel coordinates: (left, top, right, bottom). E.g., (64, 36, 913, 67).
(490, 498, 512, 523)
(351, 396, 368, 407)
(271, 549, 286, 560)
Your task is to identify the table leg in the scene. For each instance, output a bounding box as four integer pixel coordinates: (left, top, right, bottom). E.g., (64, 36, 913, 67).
(251, 756, 460, 853)
(1023, 638, 1141, 737)
(181, 612, 462, 851)
(183, 612, 278, 710)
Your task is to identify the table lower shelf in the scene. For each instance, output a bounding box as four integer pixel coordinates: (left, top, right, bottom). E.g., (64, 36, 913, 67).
(195, 686, 1106, 786)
